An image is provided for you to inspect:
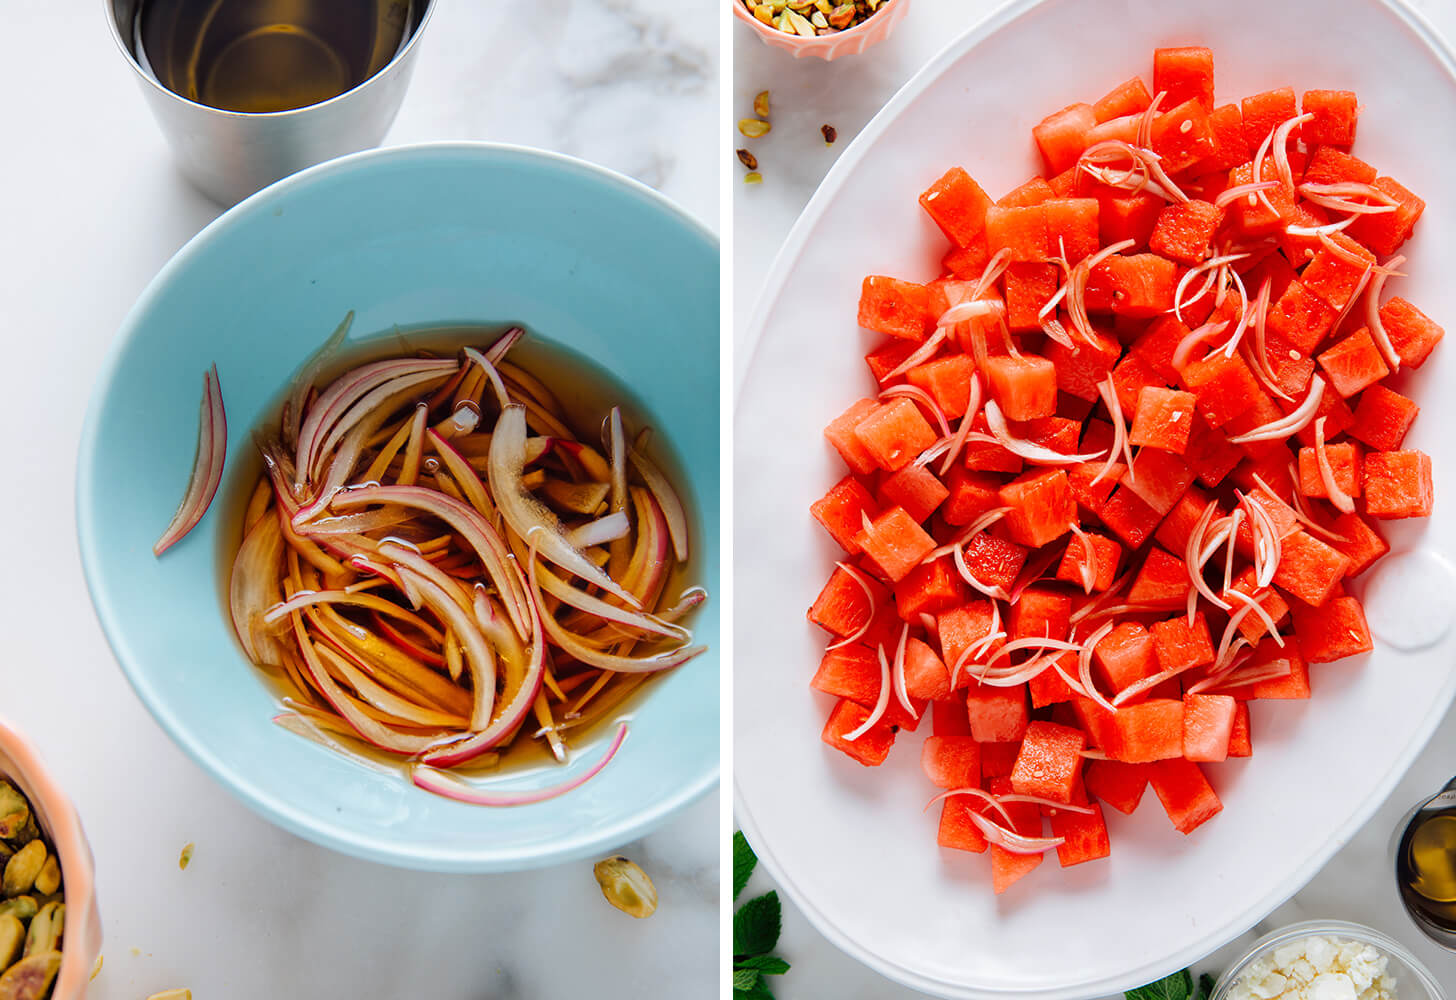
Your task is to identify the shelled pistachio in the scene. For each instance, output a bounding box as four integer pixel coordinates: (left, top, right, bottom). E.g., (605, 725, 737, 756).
(0, 781, 62, 996)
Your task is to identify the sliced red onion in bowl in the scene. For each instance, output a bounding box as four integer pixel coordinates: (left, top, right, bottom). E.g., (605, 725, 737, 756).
(154, 365, 227, 556)
(489, 404, 640, 607)
(414, 722, 628, 806)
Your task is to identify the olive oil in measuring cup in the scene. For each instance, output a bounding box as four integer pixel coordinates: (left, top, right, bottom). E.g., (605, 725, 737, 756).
(1398, 806, 1456, 931)
(134, 0, 414, 113)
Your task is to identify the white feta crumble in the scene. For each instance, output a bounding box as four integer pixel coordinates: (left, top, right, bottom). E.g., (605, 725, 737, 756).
(1226, 935, 1399, 1000)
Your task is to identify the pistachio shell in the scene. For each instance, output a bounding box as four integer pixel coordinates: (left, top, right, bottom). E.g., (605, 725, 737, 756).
(592, 856, 658, 919)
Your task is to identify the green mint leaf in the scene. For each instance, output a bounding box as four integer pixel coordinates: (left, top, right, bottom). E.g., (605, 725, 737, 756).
(733, 969, 759, 991)
(1125, 969, 1193, 1000)
(1197, 973, 1217, 1000)
(737, 955, 791, 975)
(733, 890, 782, 957)
(735, 981, 777, 1000)
(734, 831, 758, 900)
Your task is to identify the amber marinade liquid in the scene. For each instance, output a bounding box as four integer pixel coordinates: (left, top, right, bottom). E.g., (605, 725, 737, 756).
(135, 0, 413, 113)
(216, 325, 704, 779)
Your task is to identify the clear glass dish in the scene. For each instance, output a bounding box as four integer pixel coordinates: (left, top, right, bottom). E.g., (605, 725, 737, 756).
(1212, 920, 1446, 1000)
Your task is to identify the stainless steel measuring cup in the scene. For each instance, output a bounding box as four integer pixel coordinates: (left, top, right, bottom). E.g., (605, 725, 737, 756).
(105, 0, 436, 205)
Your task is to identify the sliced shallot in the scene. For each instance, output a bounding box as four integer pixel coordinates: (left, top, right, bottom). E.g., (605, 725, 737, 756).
(155, 365, 227, 556)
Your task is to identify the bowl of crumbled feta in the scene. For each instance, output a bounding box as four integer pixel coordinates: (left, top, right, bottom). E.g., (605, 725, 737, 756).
(1213, 921, 1445, 1000)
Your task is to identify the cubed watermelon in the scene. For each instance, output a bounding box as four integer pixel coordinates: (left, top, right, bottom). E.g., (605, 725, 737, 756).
(1272, 529, 1352, 606)
(938, 797, 989, 853)
(1300, 90, 1358, 146)
(808, 564, 886, 637)
(1033, 103, 1097, 174)
(1148, 200, 1223, 265)
(1010, 720, 1086, 804)
(894, 557, 968, 623)
(859, 276, 935, 341)
(1292, 595, 1373, 662)
(855, 398, 938, 472)
(1364, 450, 1434, 519)
(1297, 441, 1361, 500)
(878, 462, 950, 523)
(1349, 385, 1418, 451)
(1107, 699, 1185, 763)
(810, 475, 879, 553)
(1151, 613, 1216, 673)
(999, 469, 1075, 547)
(854, 507, 938, 583)
(1153, 46, 1214, 109)
(966, 683, 1030, 743)
(1148, 758, 1223, 833)
(1183, 693, 1237, 762)
(984, 355, 1059, 421)
(1093, 622, 1160, 695)
(1049, 800, 1111, 867)
(1084, 759, 1150, 815)
(1008, 587, 1072, 641)
(822, 699, 896, 766)
(1056, 530, 1123, 591)
(920, 167, 993, 248)
(922, 735, 982, 789)
(1379, 298, 1445, 369)
(1318, 328, 1391, 398)
(1348, 177, 1425, 256)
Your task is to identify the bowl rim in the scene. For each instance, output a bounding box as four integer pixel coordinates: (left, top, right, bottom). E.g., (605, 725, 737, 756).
(0, 716, 100, 1000)
(730, 0, 906, 46)
(75, 140, 719, 872)
(733, 0, 1456, 994)
(1211, 919, 1447, 1000)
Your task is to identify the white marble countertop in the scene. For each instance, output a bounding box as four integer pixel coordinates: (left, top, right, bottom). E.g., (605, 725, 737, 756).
(733, 1, 1456, 995)
(1, 2, 717, 997)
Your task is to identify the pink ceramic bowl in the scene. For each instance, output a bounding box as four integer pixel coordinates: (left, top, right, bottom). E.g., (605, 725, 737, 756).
(0, 719, 101, 999)
(732, 0, 912, 60)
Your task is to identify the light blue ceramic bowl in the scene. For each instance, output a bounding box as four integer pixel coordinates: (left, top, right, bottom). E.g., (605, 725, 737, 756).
(76, 143, 719, 871)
